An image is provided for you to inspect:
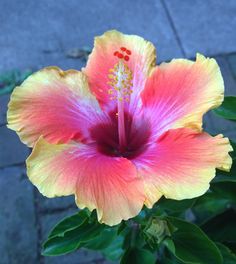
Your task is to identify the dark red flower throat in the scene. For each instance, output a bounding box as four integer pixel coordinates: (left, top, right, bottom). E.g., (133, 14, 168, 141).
(90, 111, 151, 159)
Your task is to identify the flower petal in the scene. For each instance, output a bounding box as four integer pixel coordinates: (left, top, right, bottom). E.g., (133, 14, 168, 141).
(26, 137, 145, 226)
(135, 128, 232, 207)
(141, 54, 224, 137)
(7, 67, 101, 147)
(83, 30, 156, 110)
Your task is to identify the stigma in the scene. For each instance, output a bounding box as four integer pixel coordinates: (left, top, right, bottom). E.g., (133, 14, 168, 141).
(107, 48, 133, 102)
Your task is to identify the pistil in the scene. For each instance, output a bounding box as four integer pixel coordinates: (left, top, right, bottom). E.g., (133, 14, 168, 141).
(107, 48, 133, 152)
(116, 62, 127, 151)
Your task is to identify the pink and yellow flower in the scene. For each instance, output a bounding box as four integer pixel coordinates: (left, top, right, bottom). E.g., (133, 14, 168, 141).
(7, 30, 232, 226)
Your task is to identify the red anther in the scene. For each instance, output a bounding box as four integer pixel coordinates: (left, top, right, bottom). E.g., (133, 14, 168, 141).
(120, 47, 126, 52)
(126, 49, 131, 55)
(113, 51, 119, 56)
(117, 53, 124, 59)
(124, 55, 129, 61)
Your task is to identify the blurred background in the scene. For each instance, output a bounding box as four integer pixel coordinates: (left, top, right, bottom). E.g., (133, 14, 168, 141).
(0, 0, 236, 263)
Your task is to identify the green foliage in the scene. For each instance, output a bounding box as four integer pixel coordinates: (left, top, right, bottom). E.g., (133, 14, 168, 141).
(42, 95, 236, 263)
(0, 69, 32, 95)
(163, 217, 222, 264)
(121, 248, 156, 264)
(43, 211, 125, 260)
(217, 243, 236, 264)
(202, 209, 236, 244)
(213, 96, 236, 120)
(42, 215, 105, 256)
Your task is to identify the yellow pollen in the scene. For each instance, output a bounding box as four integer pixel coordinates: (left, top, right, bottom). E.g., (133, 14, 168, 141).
(107, 61, 133, 102)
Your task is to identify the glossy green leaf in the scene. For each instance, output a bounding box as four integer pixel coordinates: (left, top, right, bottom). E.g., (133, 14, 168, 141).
(101, 235, 124, 261)
(164, 217, 223, 264)
(158, 197, 196, 214)
(121, 248, 156, 264)
(42, 219, 105, 256)
(192, 192, 231, 224)
(213, 96, 236, 120)
(193, 181, 236, 224)
(48, 210, 89, 239)
(83, 228, 117, 250)
(216, 243, 236, 264)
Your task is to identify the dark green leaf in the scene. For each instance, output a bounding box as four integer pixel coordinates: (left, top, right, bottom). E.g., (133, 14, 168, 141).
(192, 192, 231, 224)
(121, 248, 156, 264)
(216, 243, 236, 264)
(42, 219, 105, 256)
(48, 210, 89, 239)
(102, 235, 124, 261)
(123, 226, 145, 249)
(83, 228, 117, 250)
(164, 216, 223, 264)
(117, 221, 128, 235)
(211, 182, 236, 203)
(213, 96, 236, 120)
(158, 197, 196, 214)
(202, 209, 236, 244)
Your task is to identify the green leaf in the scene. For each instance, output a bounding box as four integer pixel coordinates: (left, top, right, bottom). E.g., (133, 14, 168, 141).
(211, 182, 236, 203)
(192, 192, 231, 224)
(121, 248, 156, 264)
(192, 181, 236, 224)
(216, 243, 236, 264)
(83, 228, 117, 250)
(158, 197, 196, 214)
(117, 221, 128, 234)
(163, 239, 184, 264)
(48, 210, 89, 239)
(164, 216, 223, 264)
(213, 96, 236, 120)
(42, 218, 105, 256)
(202, 209, 236, 244)
(101, 235, 124, 261)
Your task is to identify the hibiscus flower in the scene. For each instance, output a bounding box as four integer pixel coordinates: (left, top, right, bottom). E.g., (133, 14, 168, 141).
(7, 30, 232, 226)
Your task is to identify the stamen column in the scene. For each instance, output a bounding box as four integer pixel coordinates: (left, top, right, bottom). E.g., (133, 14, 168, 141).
(107, 47, 133, 152)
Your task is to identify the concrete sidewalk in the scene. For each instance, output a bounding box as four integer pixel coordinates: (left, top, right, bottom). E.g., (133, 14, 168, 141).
(0, 1, 236, 263)
(0, 0, 236, 72)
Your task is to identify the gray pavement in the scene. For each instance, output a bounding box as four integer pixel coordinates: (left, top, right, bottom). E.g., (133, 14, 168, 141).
(0, 0, 236, 263)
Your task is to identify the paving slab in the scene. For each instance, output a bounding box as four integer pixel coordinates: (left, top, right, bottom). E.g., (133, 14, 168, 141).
(38, 194, 76, 212)
(203, 56, 236, 136)
(0, 0, 182, 72)
(215, 56, 236, 96)
(165, 0, 236, 57)
(41, 210, 113, 264)
(0, 94, 10, 126)
(0, 126, 29, 167)
(0, 166, 38, 264)
(204, 56, 236, 139)
(227, 53, 236, 81)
